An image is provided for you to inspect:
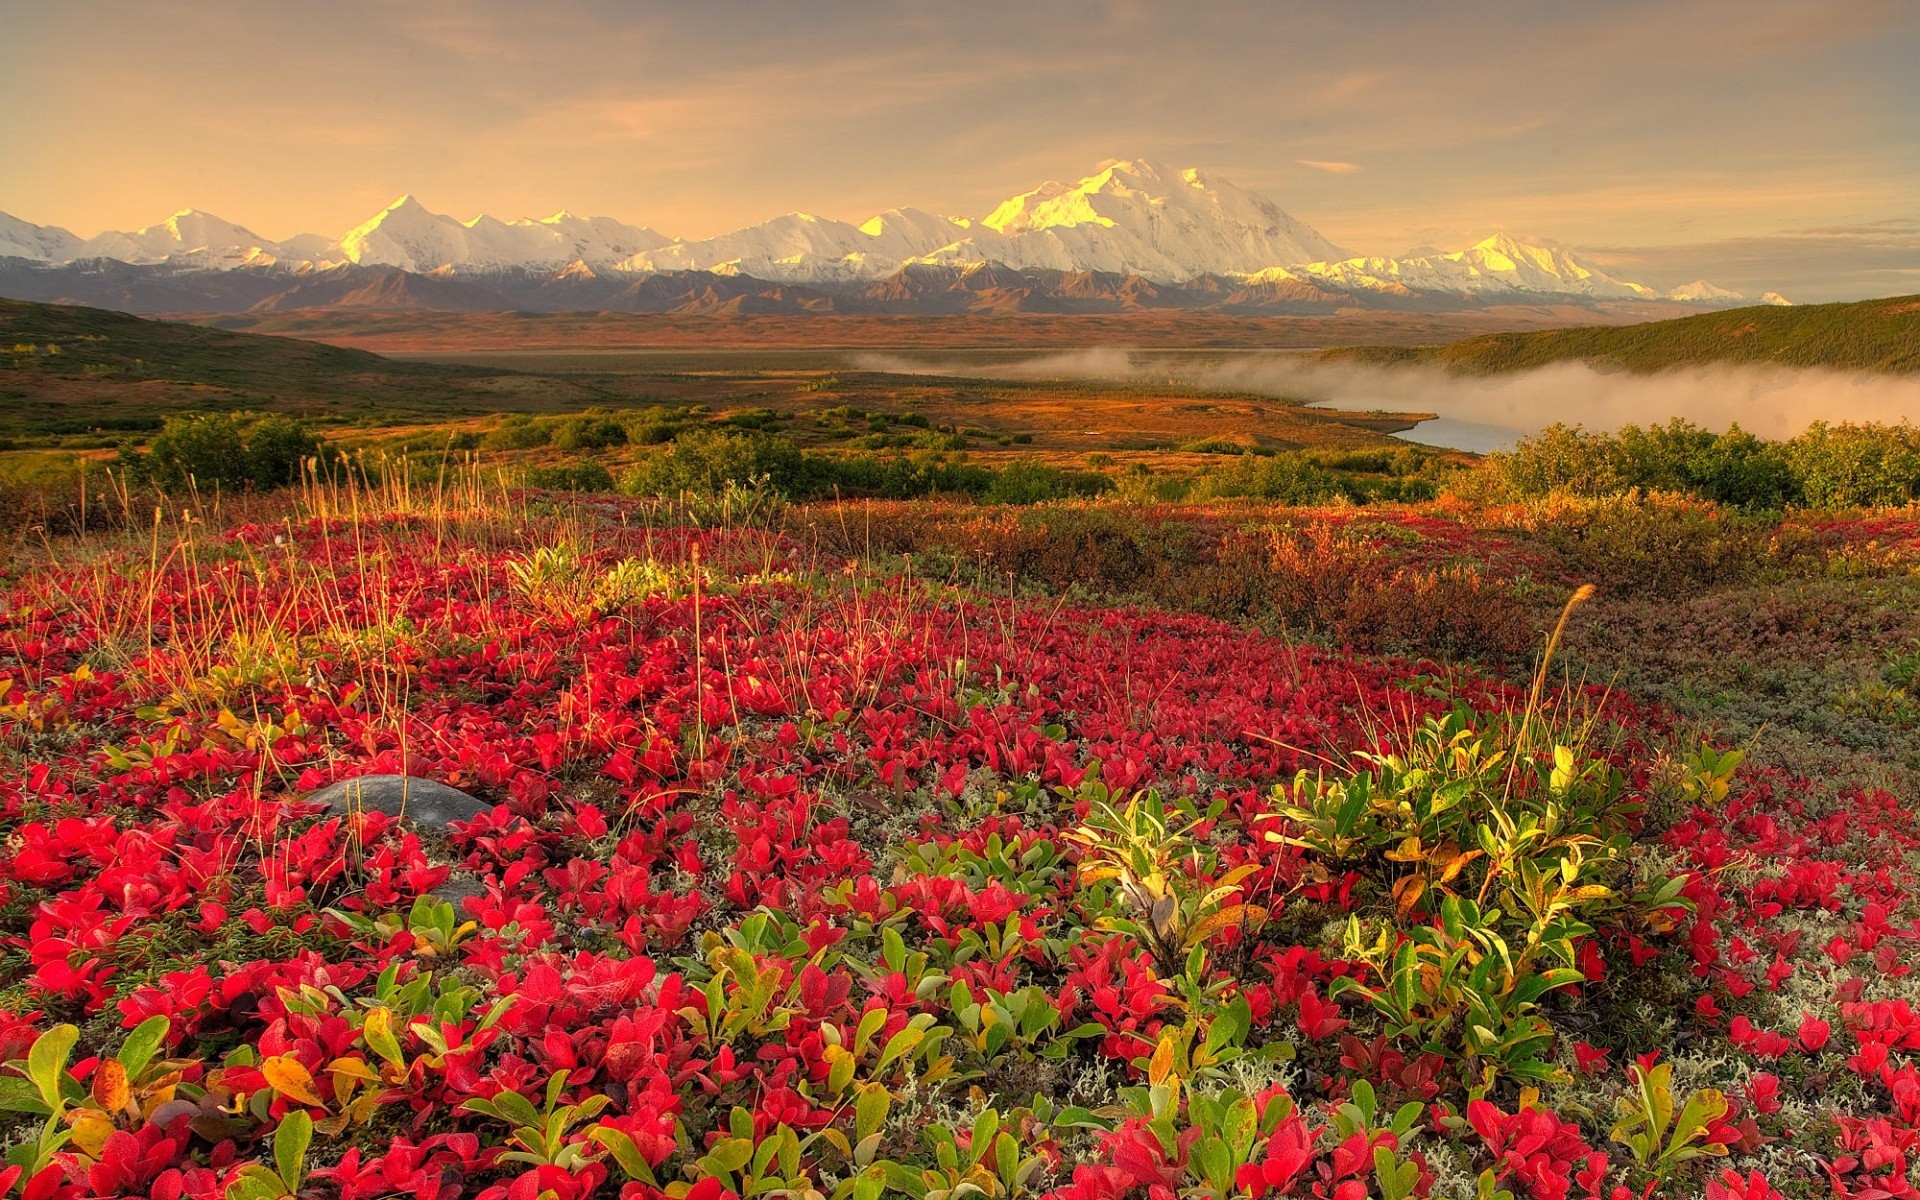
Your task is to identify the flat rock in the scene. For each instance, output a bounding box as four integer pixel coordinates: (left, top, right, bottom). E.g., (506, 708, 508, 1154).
(309, 774, 487, 828)
(430, 874, 489, 910)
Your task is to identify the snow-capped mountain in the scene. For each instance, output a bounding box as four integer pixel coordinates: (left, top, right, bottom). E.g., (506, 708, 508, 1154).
(0, 159, 1762, 311)
(617, 208, 972, 283)
(913, 159, 1351, 281)
(338, 195, 670, 271)
(0, 213, 83, 262)
(1667, 279, 1746, 303)
(73, 209, 288, 268)
(1285, 234, 1669, 301)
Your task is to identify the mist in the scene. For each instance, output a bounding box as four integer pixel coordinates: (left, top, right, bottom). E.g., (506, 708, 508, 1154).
(850, 350, 1920, 450)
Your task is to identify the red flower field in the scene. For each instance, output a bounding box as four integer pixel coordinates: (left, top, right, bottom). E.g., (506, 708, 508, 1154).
(2, 493, 1917, 1199)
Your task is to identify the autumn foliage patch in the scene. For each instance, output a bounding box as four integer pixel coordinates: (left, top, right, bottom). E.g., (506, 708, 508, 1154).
(0, 494, 1917, 1199)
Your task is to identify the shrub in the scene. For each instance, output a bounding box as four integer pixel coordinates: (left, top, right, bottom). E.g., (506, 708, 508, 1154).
(981, 460, 1112, 505)
(1787, 421, 1920, 508)
(1502, 492, 1773, 596)
(1189, 453, 1349, 505)
(1489, 419, 1920, 510)
(481, 416, 553, 451)
(523, 461, 615, 492)
(550, 415, 628, 453)
(1218, 522, 1536, 657)
(621, 430, 805, 498)
(126, 413, 329, 493)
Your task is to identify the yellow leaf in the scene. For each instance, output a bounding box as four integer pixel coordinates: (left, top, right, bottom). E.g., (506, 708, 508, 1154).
(1384, 836, 1426, 863)
(66, 1109, 115, 1158)
(327, 1056, 381, 1083)
(91, 1059, 131, 1115)
(262, 1055, 328, 1107)
(1437, 848, 1484, 886)
(1216, 864, 1261, 888)
(1183, 904, 1270, 949)
(1147, 1033, 1176, 1086)
(1392, 875, 1428, 920)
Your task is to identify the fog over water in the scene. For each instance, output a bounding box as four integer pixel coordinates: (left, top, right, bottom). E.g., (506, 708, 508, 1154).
(852, 350, 1920, 452)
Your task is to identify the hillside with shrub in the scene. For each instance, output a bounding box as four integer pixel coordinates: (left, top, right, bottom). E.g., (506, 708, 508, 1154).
(1328, 294, 1920, 374)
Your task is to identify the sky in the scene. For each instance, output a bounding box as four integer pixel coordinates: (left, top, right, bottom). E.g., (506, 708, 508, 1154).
(2, 0, 1917, 301)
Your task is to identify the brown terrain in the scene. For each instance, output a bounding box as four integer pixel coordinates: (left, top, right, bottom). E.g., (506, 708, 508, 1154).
(201, 305, 1684, 355)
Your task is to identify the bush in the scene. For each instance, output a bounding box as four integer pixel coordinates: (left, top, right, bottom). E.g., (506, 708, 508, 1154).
(1189, 453, 1349, 504)
(481, 416, 553, 451)
(621, 430, 805, 498)
(1487, 419, 1920, 511)
(523, 461, 615, 492)
(1788, 422, 1920, 508)
(127, 413, 329, 493)
(981, 460, 1112, 505)
(1502, 491, 1774, 596)
(551, 415, 628, 453)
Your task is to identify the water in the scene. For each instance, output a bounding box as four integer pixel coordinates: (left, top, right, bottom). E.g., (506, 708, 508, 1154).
(1390, 416, 1523, 454)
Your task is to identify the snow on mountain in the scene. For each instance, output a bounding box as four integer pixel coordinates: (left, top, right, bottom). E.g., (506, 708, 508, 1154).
(0, 213, 83, 262)
(337, 196, 669, 272)
(1761, 291, 1794, 306)
(1667, 279, 1745, 302)
(619, 209, 967, 283)
(914, 158, 1351, 281)
(1, 162, 1761, 304)
(621, 159, 1352, 285)
(1292, 233, 1663, 300)
(72, 209, 288, 268)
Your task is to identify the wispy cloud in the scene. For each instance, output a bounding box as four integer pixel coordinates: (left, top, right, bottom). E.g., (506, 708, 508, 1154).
(0, 0, 1913, 299)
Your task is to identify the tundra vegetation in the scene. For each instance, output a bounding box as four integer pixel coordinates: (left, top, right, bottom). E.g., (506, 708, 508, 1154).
(3, 442, 1920, 1200)
(6, 302, 1920, 1199)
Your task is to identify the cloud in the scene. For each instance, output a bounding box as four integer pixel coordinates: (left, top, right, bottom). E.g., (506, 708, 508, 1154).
(1296, 159, 1361, 174)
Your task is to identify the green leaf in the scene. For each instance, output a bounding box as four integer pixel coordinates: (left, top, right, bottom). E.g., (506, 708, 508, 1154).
(590, 1126, 659, 1185)
(855, 1084, 890, 1144)
(27, 1024, 78, 1113)
(703, 1136, 755, 1176)
(0, 1075, 51, 1116)
(274, 1110, 312, 1192)
(116, 1016, 169, 1079)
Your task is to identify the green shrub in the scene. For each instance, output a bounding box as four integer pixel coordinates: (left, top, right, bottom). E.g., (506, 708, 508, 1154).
(1188, 453, 1348, 504)
(481, 416, 553, 451)
(126, 413, 330, 493)
(1505, 491, 1774, 596)
(1488, 418, 1920, 511)
(981, 460, 1112, 505)
(621, 430, 805, 498)
(523, 461, 615, 492)
(1787, 422, 1920, 508)
(551, 415, 628, 453)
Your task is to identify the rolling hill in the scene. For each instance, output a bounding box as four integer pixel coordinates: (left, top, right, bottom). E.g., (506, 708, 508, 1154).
(0, 297, 572, 437)
(1326, 294, 1920, 374)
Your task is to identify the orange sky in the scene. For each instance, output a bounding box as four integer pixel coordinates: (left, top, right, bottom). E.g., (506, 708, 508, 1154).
(3, 0, 1917, 299)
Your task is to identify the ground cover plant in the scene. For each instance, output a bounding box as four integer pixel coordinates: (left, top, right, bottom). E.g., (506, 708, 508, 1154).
(3, 476, 1920, 1200)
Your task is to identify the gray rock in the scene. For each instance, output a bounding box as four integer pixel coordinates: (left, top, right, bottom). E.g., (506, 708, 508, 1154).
(430, 874, 489, 911)
(309, 774, 487, 828)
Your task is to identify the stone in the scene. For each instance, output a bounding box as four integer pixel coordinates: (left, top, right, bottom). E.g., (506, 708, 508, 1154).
(429, 874, 488, 910)
(308, 774, 487, 829)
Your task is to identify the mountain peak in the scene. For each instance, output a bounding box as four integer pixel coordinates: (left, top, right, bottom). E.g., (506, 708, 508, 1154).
(969, 157, 1349, 277)
(0, 161, 1766, 304)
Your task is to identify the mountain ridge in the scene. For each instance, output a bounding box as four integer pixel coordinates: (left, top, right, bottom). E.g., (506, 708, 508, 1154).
(0, 158, 1762, 311)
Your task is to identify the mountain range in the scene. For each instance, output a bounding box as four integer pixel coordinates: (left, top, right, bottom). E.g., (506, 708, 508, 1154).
(0, 159, 1783, 315)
